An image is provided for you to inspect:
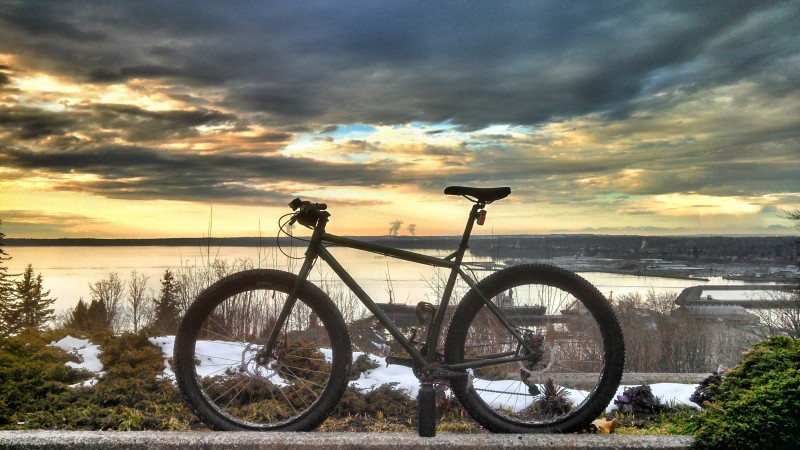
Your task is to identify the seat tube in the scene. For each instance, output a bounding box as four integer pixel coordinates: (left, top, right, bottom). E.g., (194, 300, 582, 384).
(425, 202, 483, 360)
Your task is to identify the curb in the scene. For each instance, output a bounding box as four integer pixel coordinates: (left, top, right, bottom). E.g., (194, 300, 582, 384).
(0, 431, 694, 449)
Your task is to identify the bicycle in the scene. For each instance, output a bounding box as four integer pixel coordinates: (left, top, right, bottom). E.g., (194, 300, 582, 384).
(174, 186, 625, 436)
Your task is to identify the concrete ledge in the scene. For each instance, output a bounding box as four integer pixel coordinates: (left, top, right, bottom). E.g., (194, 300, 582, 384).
(0, 431, 694, 449)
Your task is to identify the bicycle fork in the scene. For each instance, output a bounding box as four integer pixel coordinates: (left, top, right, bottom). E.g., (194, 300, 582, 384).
(259, 216, 329, 368)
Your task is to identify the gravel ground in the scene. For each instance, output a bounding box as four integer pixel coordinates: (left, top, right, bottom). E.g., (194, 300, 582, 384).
(0, 431, 694, 449)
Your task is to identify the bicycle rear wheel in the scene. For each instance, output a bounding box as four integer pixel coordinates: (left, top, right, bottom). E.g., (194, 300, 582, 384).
(174, 269, 352, 431)
(444, 264, 624, 433)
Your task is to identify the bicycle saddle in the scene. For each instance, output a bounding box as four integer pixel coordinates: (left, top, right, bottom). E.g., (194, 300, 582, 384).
(444, 186, 511, 203)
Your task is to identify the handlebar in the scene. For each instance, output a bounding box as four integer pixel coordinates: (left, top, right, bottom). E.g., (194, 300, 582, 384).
(288, 198, 330, 228)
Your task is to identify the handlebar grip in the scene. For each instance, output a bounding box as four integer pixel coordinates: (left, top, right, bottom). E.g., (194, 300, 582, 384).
(288, 198, 327, 212)
(288, 198, 330, 228)
(289, 198, 304, 211)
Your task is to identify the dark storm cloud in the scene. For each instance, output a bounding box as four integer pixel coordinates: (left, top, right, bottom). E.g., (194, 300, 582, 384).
(1, 0, 798, 218)
(0, 65, 11, 88)
(0, 103, 239, 142)
(85, 104, 238, 142)
(1, 1, 796, 128)
(88, 65, 186, 83)
(0, 144, 400, 204)
(0, 106, 81, 140)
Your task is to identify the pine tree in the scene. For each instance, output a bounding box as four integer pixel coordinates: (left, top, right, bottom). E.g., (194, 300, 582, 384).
(64, 297, 111, 333)
(13, 264, 56, 332)
(66, 299, 90, 331)
(86, 299, 110, 330)
(152, 269, 181, 335)
(0, 221, 18, 336)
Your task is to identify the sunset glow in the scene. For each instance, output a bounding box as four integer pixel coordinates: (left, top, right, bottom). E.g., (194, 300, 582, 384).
(1, 2, 798, 238)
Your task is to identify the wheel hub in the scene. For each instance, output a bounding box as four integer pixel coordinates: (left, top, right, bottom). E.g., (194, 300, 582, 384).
(519, 332, 548, 395)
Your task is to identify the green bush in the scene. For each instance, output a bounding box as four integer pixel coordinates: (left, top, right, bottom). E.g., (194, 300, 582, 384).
(0, 328, 201, 430)
(363, 382, 417, 417)
(692, 336, 800, 450)
(690, 371, 724, 406)
(0, 329, 92, 426)
(350, 353, 380, 380)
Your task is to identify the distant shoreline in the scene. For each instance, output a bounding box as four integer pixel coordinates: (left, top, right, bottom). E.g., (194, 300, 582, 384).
(5, 233, 795, 247)
(5, 237, 285, 247)
(3, 236, 464, 248)
(6, 236, 797, 271)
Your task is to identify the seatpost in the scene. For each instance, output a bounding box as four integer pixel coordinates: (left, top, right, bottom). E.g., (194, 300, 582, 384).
(458, 202, 484, 251)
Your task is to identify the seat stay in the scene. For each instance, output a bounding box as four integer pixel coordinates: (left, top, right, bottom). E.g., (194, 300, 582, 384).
(455, 266, 537, 355)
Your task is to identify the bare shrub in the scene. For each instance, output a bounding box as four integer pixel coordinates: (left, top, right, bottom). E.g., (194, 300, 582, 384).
(749, 286, 800, 339)
(89, 272, 125, 332)
(615, 290, 712, 373)
(126, 270, 150, 333)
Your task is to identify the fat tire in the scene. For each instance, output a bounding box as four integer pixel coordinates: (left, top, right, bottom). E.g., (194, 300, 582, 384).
(174, 269, 352, 431)
(444, 264, 624, 433)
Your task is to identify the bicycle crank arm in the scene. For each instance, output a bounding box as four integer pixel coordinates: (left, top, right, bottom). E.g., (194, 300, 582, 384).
(385, 356, 414, 367)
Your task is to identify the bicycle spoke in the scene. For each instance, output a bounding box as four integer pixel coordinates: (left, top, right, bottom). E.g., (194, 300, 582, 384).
(182, 279, 341, 429)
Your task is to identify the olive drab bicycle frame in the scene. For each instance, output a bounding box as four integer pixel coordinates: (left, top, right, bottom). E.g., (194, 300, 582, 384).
(274, 193, 534, 377)
(174, 186, 625, 437)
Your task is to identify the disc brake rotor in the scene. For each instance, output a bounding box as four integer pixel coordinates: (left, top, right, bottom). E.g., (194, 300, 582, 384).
(241, 342, 280, 381)
(519, 333, 556, 395)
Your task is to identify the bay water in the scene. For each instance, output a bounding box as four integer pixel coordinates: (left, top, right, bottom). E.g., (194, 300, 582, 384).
(7, 245, 756, 314)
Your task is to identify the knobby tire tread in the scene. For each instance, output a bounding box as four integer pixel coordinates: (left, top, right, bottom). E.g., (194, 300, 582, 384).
(444, 264, 625, 433)
(174, 269, 352, 431)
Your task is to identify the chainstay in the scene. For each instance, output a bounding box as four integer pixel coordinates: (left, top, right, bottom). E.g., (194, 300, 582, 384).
(474, 387, 537, 397)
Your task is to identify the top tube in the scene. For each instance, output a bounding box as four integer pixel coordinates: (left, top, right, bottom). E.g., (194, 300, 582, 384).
(322, 233, 459, 269)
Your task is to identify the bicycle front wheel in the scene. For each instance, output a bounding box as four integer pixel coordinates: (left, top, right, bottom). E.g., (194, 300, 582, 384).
(444, 264, 624, 433)
(174, 269, 352, 431)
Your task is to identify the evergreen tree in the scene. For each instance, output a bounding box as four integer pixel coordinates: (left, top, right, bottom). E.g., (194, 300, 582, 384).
(66, 299, 90, 331)
(12, 264, 56, 332)
(0, 221, 17, 336)
(152, 269, 181, 335)
(64, 297, 112, 333)
(86, 299, 110, 330)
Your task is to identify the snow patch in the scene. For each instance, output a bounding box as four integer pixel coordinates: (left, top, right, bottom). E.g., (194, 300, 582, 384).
(50, 335, 104, 386)
(52, 335, 704, 412)
(148, 335, 176, 380)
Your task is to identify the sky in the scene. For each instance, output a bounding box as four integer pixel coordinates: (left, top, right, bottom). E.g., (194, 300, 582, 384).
(1, 1, 799, 238)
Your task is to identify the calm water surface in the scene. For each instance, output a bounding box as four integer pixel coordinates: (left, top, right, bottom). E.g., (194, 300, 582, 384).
(8, 245, 756, 313)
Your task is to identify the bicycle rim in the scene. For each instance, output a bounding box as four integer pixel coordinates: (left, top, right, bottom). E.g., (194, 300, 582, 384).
(176, 270, 349, 430)
(446, 265, 624, 432)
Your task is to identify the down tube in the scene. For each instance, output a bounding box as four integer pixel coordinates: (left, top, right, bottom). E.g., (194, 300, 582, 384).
(316, 245, 427, 367)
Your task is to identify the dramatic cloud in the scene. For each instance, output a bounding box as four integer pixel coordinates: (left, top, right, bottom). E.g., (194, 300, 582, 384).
(0, 142, 401, 204)
(0, 1, 798, 236)
(0, 209, 110, 238)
